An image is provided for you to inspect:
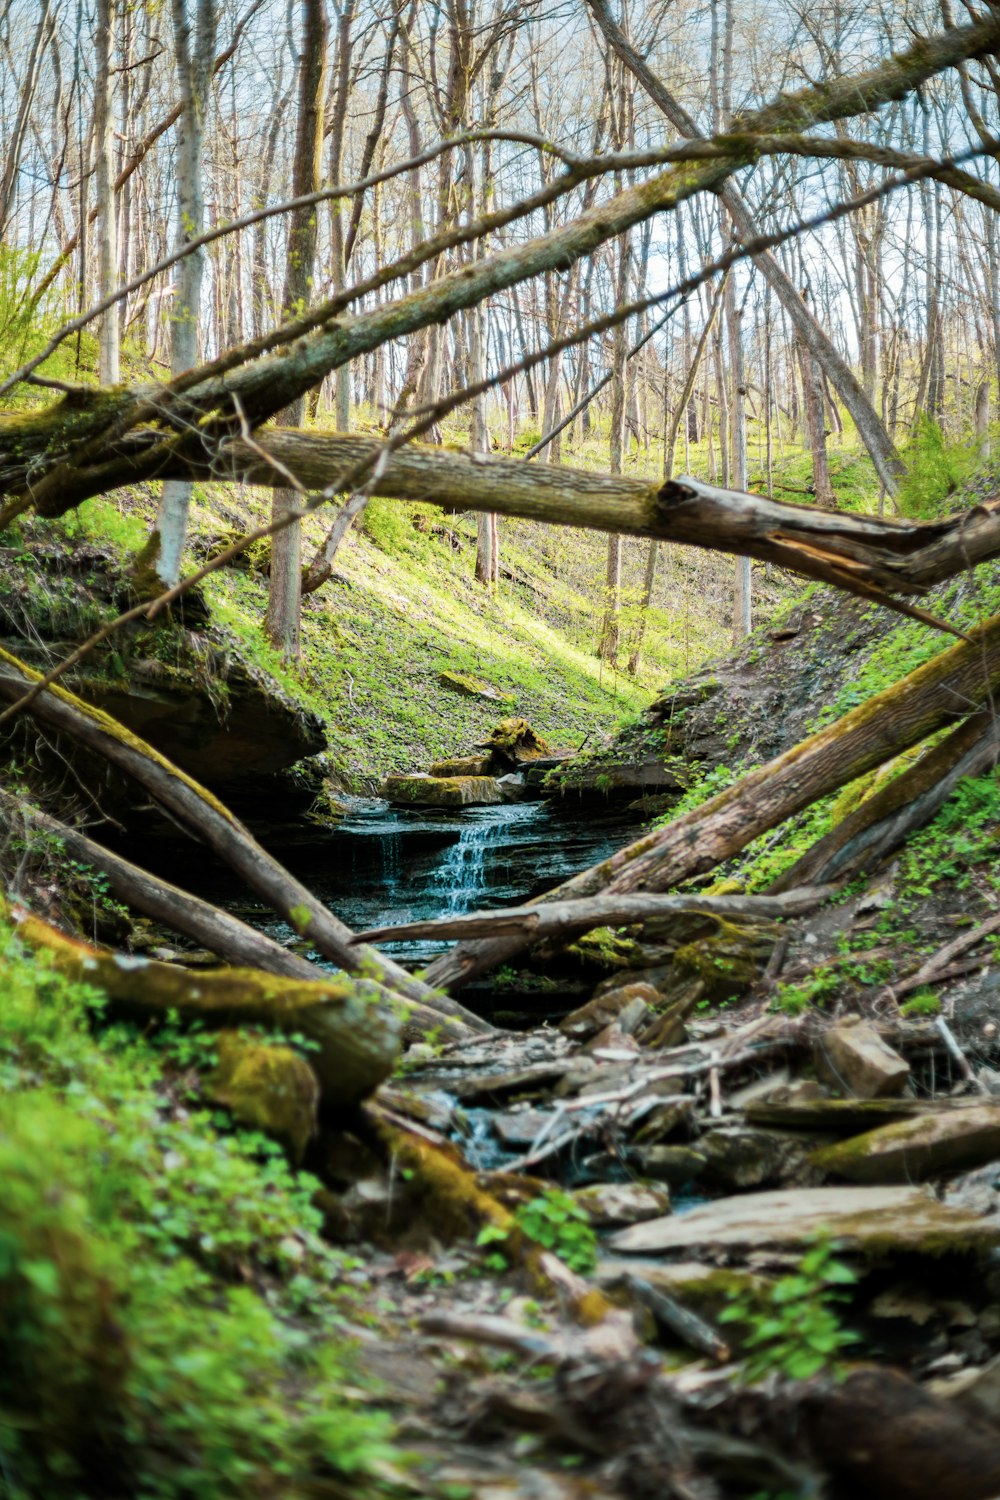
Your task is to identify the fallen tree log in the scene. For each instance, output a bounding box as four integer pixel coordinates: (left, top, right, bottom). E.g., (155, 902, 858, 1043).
(425, 611, 1000, 989)
(353, 885, 835, 946)
(770, 708, 1000, 891)
(0, 790, 476, 1043)
(1, 897, 400, 1107)
(235, 435, 997, 617)
(0, 644, 490, 1033)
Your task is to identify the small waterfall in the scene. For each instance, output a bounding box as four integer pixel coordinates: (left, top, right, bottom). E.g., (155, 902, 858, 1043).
(429, 815, 510, 916)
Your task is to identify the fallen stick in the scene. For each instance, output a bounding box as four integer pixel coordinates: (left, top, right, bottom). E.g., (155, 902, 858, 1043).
(0, 644, 489, 1033)
(934, 1016, 989, 1094)
(353, 885, 836, 945)
(424, 614, 1000, 990)
(884, 912, 1000, 1004)
(621, 1273, 730, 1363)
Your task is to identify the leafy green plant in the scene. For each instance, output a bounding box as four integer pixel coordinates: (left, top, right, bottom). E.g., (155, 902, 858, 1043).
(896, 416, 974, 519)
(900, 986, 941, 1017)
(477, 1190, 598, 1275)
(718, 1235, 858, 1381)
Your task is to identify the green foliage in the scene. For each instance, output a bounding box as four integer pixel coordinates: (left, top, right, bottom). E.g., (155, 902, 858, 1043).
(900, 771, 1000, 899)
(900, 987, 941, 1017)
(718, 1235, 858, 1382)
(0, 926, 397, 1497)
(476, 1189, 598, 1276)
(896, 417, 974, 519)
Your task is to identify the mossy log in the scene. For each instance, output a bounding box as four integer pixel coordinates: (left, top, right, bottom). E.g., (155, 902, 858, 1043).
(426, 612, 1000, 989)
(770, 708, 1000, 891)
(0, 644, 490, 1034)
(4, 898, 401, 1108)
(1, 792, 476, 1044)
(206, 1031, 319, 1162)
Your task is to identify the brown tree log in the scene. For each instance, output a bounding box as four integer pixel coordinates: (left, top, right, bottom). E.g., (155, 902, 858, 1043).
(425, 611, 1000, 988)
(353, 886, 834, 946)
(0, 644, 490, 1032)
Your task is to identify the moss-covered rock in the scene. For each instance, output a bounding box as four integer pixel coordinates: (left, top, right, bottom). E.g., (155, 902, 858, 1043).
(811, 1104, 1000, 1184)
(428, 754, 493, 776)
(382, 772, 502, 807)
(438, 670, 514, 703)
(207, 1031, 320, 1162)
(477, 716, 552, 768)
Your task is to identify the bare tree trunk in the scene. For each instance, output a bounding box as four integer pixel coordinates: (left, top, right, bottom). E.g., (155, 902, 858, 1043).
(727, 274, 752, 640)
(95, 0, 119, 385)
(798, 339, 835, 507)
(265, 0, 328, 656)
(153, 0, 218, 586)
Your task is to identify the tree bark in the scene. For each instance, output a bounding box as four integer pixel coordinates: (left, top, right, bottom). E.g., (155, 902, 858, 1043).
(154, 0, 218, 587)
(2, 896, 400, 1108)
(265, 0, 328, 657)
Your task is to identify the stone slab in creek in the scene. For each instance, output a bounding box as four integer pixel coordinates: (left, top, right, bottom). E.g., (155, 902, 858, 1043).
(608, 1185, 1000, 1257)
(382, 773, 502, 807)
(811, 1103, 1000, 1184)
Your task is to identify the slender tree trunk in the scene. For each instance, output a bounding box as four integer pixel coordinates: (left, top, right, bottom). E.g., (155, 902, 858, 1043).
(727, 274, 752, 640)
(152, 0, 218, 586)
(265, 0, 328, 656)
(95, 0, 119, 385)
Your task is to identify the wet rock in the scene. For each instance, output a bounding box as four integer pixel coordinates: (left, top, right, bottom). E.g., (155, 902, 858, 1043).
(618, 996, 653, 1036)
(428, 754, 493, 776)
(496, 772, 530, 802)
(491, 1107, 553, 1149)
(812, 1104, 1000, 1184)
(206, 1030, 319, 1162)
(382, 772, 503, 807)
(698, 1126, 811, 1191)
(559, 982, 662, 1040)
(626, 1144, 707, 1185)
(609, 1184, 1000, 1257)
(437, 670, 513, 703)
(628, 1097, 695, 1144)
(815, 1019, 911, 1098)
(574, 1182, 671, 1227)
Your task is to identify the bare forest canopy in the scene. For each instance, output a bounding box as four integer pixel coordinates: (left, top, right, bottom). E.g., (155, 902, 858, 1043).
(1, 0, 1000, 1011)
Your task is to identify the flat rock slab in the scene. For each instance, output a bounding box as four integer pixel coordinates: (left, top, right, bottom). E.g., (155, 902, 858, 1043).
(382, 773, 502, 807)
(746, 1096, 986, 1133)
(812, 1104, 1000, 1183)
(608, 1185, 1000, 1257)
(574, 1182, 670, 1227)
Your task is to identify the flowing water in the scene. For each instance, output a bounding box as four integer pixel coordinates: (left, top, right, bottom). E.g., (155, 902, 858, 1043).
(252, 796, 649, 971)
